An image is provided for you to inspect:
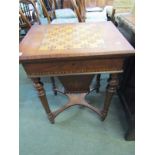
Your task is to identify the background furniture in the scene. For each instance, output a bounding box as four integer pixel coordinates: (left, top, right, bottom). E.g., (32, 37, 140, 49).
(19, 0, 41, 41)
(19, 0, 40, 25)
(40, 0, 78, 23)
(56, 0, 116, 22)
(115, 13, 135, 46)
(19, 10, 31, 42)
(71, 0, 108, 22)
(114, 12, 135, 141)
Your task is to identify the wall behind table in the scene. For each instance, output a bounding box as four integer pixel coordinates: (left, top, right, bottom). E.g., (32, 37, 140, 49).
(113, 0, 134, 13)
(59, 0, 115, 8)
(56, 0, 134, 12)
(84, 0, 108, 7)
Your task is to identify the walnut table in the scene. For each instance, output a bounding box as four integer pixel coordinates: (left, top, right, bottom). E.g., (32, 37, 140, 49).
(19, 21, 134, 123)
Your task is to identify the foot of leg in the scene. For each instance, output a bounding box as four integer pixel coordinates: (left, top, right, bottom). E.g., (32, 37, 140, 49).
(48, 113, 55, 124)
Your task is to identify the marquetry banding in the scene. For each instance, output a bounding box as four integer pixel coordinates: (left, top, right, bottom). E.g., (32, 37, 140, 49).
(23, 58, 124, 77)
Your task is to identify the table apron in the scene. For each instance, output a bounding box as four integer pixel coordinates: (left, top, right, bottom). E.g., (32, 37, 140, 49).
(23, 58, 124, 77)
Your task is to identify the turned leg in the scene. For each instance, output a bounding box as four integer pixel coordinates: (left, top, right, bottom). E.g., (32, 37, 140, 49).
(31, 77, 55, 123)
(96, 74, 101, 93)
(50, 77, 57, 96)
(101, 73, 119, 121)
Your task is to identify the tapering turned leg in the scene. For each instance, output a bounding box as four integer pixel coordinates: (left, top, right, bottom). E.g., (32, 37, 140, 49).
(31, 77, 55, 123)
(50, 77, 57, 96)
(96, 74, 101, 93)
(101, 73, 119, 121)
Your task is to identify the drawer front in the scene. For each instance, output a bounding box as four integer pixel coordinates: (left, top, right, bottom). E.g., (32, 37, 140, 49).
(23, 58, 124, 77)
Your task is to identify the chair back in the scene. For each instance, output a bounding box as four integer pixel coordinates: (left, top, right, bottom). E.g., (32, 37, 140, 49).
(76, 0, 85, 19)
(42, 0, 57, 11)
(40, 0, 83, 23)
(19, 9, 31, 29)
(19, 0, 41, 25)
(70, 0, 84, 22)
(19, 9, 32, 42)
(39, 0, 57, 23)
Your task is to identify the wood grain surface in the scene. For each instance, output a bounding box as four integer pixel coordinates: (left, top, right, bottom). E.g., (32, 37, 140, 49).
(19, 21, 134, 61)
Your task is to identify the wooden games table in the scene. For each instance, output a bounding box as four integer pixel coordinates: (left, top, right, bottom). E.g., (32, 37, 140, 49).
(19, 21, 134, 123)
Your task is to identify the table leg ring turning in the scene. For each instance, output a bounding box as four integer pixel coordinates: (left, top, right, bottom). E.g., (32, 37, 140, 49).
(31, 73, 119, 124)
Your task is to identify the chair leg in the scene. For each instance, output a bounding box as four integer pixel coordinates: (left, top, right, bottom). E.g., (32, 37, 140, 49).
(96, 74, 101, 93)
(50, 77, 57, 96)
(60, 0, 63, 9)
